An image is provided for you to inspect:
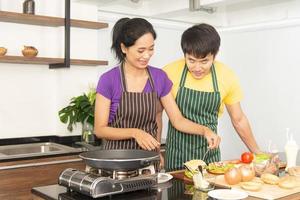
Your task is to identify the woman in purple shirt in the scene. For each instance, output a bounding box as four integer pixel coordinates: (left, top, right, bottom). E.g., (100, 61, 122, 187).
(94, 18, 221, 167)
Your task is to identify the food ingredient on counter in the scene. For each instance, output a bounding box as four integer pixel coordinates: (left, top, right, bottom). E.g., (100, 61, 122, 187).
(260, 173, 279, 185)
(287, 166, 300, 176)
(239, 164, 255, 182)
(254, 153, 271, 163)
(252, 153, 279, 176)
(224, 167, 242, 185)
(278, 176, 298, 189)
(240, 181, 263, 191)
(241, 152, 254, 163)
(184, 159, 206, 178)
(207, 162, 234, 174)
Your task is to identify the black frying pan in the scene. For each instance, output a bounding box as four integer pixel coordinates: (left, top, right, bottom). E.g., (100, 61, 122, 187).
(79, 149, 160, 170)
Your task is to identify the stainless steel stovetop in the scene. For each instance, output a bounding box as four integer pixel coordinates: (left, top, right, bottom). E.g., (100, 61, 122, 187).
(58, 168, 157, 198)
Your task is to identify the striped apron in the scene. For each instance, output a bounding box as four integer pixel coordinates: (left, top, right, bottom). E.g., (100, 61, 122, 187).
(103, 65, 158, 150)
(166, 64, 221, 171)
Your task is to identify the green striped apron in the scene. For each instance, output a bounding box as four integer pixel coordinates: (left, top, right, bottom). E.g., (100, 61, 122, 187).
(166, 64, 221, 171)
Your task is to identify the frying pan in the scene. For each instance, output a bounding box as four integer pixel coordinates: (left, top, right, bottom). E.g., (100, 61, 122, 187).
(79, 149, 160, 170)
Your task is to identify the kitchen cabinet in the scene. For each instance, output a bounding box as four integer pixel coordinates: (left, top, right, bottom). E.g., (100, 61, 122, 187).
(0, 154, 85, 199)
(0, 10, 108, 67)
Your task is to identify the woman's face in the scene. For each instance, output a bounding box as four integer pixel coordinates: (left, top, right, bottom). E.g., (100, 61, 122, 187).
(121, 33, 155, 69)
(185, 53, 215, 80)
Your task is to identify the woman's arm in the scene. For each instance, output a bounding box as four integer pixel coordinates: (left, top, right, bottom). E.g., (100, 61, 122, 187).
(94, 93, 160, 150)
(160, 92, 221, 149)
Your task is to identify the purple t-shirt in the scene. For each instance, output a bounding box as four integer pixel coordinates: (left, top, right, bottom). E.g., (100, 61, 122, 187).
(96, 65, 173, 123)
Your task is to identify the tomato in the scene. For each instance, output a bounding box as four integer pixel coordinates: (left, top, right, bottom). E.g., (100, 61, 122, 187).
(241, 152, 254, 163)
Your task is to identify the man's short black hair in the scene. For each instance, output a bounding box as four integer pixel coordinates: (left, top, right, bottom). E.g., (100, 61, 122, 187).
(181, 23, 220, 58)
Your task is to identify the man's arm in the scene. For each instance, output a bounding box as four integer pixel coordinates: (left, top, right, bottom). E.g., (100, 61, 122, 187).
(226, 102, 261, 154)
(156, 100, 164, 169)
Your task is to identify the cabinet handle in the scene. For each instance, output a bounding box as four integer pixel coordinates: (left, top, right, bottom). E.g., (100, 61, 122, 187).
(0, 158, 83, 170)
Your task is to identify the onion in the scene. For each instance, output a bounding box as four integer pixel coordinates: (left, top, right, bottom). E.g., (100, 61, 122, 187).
(239, 164, 255, 182)
(224, 167, 242, 185)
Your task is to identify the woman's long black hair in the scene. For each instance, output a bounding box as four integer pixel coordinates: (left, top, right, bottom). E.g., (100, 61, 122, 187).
(111, 18, 156, 63)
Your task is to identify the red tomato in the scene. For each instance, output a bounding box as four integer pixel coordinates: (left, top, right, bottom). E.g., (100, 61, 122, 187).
(241, 152, 254, 163)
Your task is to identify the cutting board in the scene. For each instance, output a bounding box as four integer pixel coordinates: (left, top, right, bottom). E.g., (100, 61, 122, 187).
(214, 175, 300, 200)
(170, 170, 300, 200)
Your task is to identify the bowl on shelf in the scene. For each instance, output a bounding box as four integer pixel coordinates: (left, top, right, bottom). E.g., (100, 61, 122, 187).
(0, 47, 7, 56)
(22, 46, 38, 58)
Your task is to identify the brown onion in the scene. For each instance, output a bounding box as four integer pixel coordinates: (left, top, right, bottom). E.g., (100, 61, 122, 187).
(224, 167, 242, 185)
(239, 164, 255, 182)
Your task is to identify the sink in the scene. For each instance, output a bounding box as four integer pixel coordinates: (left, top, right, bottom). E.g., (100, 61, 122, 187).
(0, 142, 81, 159)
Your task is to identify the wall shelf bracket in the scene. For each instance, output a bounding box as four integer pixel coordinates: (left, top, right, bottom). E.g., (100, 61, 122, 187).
(49, 0, 70, 69)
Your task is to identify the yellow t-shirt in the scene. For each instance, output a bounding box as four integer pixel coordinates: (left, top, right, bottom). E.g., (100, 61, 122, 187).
(163, 58, 243, 117)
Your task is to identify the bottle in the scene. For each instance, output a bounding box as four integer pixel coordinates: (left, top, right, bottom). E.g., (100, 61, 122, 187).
(23, 0, 35, 15)
(284, 128, 298, 170)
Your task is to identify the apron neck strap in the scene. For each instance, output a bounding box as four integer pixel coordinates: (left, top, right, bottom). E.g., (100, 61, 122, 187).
(179, 64, 189, 87)
(147, 68, 155, 91)
(120, 63, 126, 91)
(211, 64, 219, 92)
(119, 63, 155, 92)
(179, 63, 219, 92)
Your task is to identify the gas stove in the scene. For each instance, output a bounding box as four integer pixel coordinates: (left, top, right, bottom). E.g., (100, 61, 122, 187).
(58, 166, 157, 198)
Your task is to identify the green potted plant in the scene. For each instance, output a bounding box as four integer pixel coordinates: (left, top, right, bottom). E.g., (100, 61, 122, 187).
(58, 87, 96, 142)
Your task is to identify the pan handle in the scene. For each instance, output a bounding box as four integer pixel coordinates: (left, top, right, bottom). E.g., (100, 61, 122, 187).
(75, 142, 103, 151)
(140, 156, 160, 166)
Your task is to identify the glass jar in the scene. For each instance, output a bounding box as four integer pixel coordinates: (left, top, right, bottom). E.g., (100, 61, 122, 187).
(253, 153, 280, 176)
(82, 120, 94, 144)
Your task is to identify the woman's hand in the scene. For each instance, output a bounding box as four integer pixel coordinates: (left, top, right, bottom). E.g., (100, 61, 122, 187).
(203, 127, 221, 149)
(133, 130, 160, 151)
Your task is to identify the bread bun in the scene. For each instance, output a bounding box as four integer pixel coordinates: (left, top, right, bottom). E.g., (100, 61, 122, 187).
(184, 160, 206, 170)
(278, 176, 297, 189)
(287, 166, 300, 176)
(241, 181, 263, 191)
(184, 159, 207, 178)
(260, 173, 279, 185)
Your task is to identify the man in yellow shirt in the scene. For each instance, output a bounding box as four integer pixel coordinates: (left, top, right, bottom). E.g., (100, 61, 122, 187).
(163, 23, 261, 171)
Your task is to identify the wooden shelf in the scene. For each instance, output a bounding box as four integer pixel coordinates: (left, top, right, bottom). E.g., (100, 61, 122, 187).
(0, 11, 108, 29)
(0, 55, 108, 66)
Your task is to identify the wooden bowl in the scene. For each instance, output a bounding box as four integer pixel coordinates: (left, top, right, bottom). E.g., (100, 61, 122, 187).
(0, 47, 7, 56)
(22, 46, 38, 58)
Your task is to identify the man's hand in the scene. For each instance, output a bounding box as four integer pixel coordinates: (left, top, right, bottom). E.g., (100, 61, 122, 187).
(203, 127, 221, 149)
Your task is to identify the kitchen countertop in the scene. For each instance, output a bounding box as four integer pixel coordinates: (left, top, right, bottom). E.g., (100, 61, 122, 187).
(32, 176, 300, 200)
(0, 135, 96, 162)
(0, 135, 82, 147)
(31, 179, 210, 200)
(32, 152, 300, 200)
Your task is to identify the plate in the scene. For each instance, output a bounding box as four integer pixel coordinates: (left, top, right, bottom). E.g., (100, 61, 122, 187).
(157, 173, 173, 184)
(208, 189, 248, 200)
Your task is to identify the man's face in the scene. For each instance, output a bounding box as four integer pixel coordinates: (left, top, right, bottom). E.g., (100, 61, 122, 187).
(185, 53, 215, 80)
